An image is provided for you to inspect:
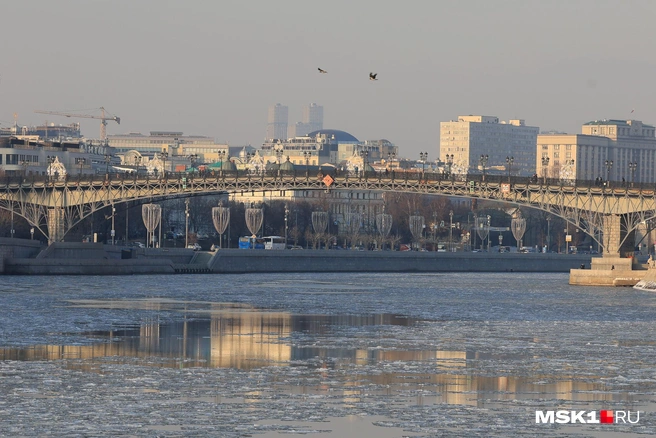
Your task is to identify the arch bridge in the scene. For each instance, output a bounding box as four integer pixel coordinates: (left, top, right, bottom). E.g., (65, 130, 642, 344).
(1, 171, 655, 258)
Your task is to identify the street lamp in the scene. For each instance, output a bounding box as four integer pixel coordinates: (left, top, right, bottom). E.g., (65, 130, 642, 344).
(419, 152, 428, 176)
(104, 154, 111, 175)
(284, 204, 289, 250)
(449, 210, 453, 252)
(360, 149, 369, 177)
(188, 154, 198, 173)
(159, 152, 168, 177)
(185, 199, 190, 248)
(111, 203, 115, 245)
(486, 215, 491, 252)
(604, 159, 613, 188)
(479, 154, 488, 181)
(505, 156, 514, 182)
(30, 227, 34, 240)
(445, 154, 454, 178)
(21, 160, 29, 177)
(78, 157, 86, 175)
(541, 156, 550, 184)
(303, 151, 311, 177)
(629, 161, 637, 187)
(387, 152, 396, 170)
(546, 215, 551, 253)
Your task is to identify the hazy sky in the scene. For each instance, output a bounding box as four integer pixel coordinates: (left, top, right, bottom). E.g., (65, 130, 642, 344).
(3, 0, 656, 157)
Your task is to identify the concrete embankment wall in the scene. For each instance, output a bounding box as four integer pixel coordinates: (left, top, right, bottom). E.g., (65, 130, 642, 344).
(5, 258, 175, 275)
(3, 241, 188, 275)
(208, 249, 594, 273)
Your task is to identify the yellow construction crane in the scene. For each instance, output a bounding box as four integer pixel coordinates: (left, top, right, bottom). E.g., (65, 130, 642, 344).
(34, 107, 120, 140)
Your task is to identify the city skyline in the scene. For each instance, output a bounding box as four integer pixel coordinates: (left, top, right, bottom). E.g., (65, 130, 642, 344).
(2, 1, 655, 157)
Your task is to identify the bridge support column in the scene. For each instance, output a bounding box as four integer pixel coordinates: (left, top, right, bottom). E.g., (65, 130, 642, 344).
(602, 214, 622, 257)
(588, 214, 636, 274)
(47, 207, 65, 245)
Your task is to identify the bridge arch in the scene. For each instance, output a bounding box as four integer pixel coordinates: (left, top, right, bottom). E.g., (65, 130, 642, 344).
(1, 171, 654, 255)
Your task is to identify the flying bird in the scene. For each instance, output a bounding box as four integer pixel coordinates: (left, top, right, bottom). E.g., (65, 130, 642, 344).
(318, 68, 327, 74)
(369, 72, 378, 81)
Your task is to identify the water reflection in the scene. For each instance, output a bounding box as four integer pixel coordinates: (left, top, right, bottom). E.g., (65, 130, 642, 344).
(0, 300, 422, 370)
(0, 299, 637, 407)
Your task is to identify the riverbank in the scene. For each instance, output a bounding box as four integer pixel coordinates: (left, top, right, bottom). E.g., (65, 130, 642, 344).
(1, 239, 596, 275)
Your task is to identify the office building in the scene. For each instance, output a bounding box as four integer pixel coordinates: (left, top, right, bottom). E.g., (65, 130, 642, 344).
(266, 104, 288, 141)
(538, 119, 656, 183)
(289, 103, 324, 138)
(440, 115, 539, 176)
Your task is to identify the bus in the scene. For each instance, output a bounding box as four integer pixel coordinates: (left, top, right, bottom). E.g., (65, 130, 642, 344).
(238, 236, 265, 249)
(263, 236, 286, 250)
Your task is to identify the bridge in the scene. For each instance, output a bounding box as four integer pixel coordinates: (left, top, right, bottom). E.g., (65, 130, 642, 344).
(1, 171, 655, 259)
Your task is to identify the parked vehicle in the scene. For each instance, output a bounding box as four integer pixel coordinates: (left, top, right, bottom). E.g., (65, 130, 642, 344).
(187, 243, 201, 251)
(239, 236, 265, 249)
(263, 236, 285, 250)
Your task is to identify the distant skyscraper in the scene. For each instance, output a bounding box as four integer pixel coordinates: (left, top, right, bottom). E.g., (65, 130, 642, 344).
(289, 103, 324, 137)
(302, 103, 323, 133)
(266, 104, 288, 140)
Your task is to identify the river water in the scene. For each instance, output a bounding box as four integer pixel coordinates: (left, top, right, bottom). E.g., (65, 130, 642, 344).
(0, 272, 655, 437)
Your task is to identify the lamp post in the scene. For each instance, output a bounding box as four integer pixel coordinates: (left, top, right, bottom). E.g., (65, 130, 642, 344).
(360, 149, 369, 177)
(159, 151, 168, 177)
(486, 215, 491, 252)
(546, 215, 551, 253)
(185, 199, 190, 248)
(303, 151, 311, 178)
(445, 154, 454, 179)
(505, 156, 514, 182)
(541, 156, 550, 184)
(449, 210, 453, 252)
(275, 149, 283, 176)
(188, 153, 198, 173)
(419, 152, 428, 177)
(46, 156, 56, 182)
(111, 203, 115, 245)
(479, 154, 488, 181)
(104, 154, 111, 176)
(387, 152, 396, 170)
(21, 160, 29, 177)
(30, 227, 34, 240)
(604, 159, 613, 188)
(284, 204, 289, 250)
(629, 161, 637, 187)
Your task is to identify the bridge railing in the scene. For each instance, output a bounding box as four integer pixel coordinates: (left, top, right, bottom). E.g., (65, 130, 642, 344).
(2, 169, 654, 192)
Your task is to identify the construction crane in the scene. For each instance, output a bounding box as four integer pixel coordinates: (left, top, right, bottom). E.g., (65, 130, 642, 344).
(34, 107, 120, 140)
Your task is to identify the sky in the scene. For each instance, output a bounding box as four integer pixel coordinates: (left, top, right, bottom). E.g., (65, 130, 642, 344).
(2, 0, 656, 158)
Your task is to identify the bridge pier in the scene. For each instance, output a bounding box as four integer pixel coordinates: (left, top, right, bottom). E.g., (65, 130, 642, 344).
(571, 214, 644, 286)
(47, 208, 65, 245)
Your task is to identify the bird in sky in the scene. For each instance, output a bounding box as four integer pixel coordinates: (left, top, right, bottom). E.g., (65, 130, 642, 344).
(318, 68, 327, 74)
(369, 72, 378, 81)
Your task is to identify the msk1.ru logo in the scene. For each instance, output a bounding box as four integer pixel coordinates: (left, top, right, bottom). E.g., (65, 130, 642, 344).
(535, 410, 640, 424)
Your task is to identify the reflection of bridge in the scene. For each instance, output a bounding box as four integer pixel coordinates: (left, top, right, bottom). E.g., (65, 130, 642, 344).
(1, 172, 655, 257)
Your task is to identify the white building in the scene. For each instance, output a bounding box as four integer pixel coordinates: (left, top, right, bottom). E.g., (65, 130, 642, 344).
(440, 115, 539, 176)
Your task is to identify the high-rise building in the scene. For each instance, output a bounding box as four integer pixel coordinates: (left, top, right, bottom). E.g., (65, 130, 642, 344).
(302, 103, 323, 133)
(289, 103, 324, 138)
(266, 104, 288, 141)
(440, 115, 539, 176)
